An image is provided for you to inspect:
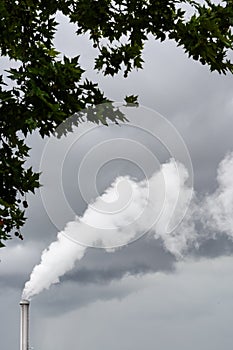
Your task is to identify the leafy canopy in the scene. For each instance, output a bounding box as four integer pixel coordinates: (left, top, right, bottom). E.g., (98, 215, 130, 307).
(0, 0, 232, 246)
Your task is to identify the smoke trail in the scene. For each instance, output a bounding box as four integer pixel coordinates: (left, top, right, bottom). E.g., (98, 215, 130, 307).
(22, 234, 86, 299)
(22, 159, 192, 299)
(22, 152, 233, 300)
(202, 153, 233, 237)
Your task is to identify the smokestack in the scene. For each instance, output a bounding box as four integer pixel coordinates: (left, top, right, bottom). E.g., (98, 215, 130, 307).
(20, 299, 30, 350)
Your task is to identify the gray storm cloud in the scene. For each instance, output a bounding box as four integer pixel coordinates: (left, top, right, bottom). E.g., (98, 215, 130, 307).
(22, 153, 233, 300)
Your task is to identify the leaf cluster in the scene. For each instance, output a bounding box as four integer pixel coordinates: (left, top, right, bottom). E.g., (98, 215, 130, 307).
(68, 0, 233, 76)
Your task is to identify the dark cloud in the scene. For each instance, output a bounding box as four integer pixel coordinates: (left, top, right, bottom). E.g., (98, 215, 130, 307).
(62, 236, 175, 284)
(68, 234, 233, 285)
(193, 235, 233, 259)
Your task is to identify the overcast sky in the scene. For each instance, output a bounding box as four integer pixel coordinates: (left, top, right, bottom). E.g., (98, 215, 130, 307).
(1, 11, 233, 350)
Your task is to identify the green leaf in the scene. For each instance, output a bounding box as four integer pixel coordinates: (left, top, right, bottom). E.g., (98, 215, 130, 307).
(124, 95, 139, 105)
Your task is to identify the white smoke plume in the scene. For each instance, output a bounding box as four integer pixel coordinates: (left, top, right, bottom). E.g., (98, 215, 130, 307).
(22, 153, 233, 300)
(202, 153, 233, 237)
(22, 159, 192, 299)
(22, 234, 86, 299)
